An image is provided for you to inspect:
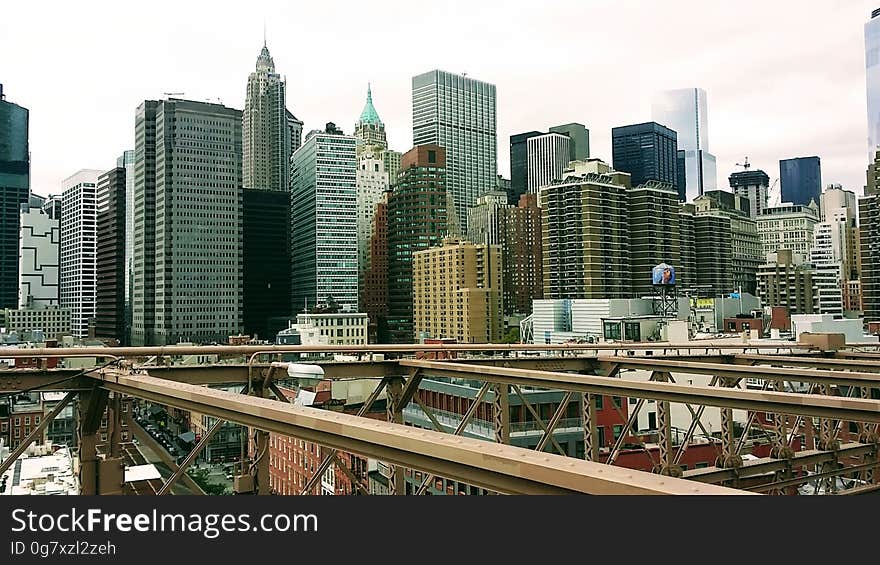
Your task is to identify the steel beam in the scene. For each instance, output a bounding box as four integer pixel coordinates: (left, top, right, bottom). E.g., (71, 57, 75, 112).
(127, 418, 205, 495)
(511, 385, 567, 456)
(535, 392, 573, 453)
(401, 360, 880, 423)
(158, 419, 223, 496)
(88, 370, 750, 495)
(734, 354, 880, 373)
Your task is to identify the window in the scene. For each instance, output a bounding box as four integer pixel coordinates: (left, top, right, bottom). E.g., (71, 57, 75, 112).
(603, 322, 621, 341)
(612, 425, 623, 440)
(624, 322, 640, 341)
(594, 396, 604, 410)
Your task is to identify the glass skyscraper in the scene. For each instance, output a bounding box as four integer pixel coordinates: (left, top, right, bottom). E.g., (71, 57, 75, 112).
(779, 156, 821, 207)
(290, 124, 358, 314)
(866, 9, 880, 164)
(0, 85, 30, 313)
(611, 122, 678, 189)
(412, 70, 497, 233)
(651, 88, 716, 202)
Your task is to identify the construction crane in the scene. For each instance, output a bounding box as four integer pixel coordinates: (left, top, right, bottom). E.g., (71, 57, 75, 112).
(736, 156, 751, 170)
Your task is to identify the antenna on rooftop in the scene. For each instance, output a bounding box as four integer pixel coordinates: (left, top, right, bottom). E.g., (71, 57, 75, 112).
(736, 156, 751, 171)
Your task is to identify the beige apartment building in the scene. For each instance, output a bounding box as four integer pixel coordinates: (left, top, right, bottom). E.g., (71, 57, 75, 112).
(412, 238, 502, 343)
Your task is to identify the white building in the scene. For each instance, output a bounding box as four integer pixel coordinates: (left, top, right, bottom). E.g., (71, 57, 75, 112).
(19, 195, 60, 308)
(757, 202, 819, 259)
(466, 191, 510, 246)
(412, 70, 497, 233)
(290, 125, 358, 312)
(355, 86, 390, 284)
(866, 8, 880, 163)
(527, 132, 571, 194)
(791, 314, 878, 344)
(651, 88, 717, 201)
(60, 169, 101, 337)
(295, 312, 368, 346)
(0, 444, 79, 495)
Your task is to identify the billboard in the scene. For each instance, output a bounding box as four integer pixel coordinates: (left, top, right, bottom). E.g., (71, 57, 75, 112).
(652, 263, 676, 286)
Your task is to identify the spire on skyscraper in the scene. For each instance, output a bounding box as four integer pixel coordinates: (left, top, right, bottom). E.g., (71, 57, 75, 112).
(358, 83, 382, 126)
(256, 40, 274, 73)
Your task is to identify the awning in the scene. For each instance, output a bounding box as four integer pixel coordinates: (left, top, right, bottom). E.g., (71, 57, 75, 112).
(177, 431, 196, 443)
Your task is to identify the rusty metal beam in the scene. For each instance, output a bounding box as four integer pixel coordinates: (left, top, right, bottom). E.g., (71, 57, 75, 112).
(734, 354, 880, 373)
(600, 356, 880, 388)
(157, 419, 223, 495)
(401, 360, 880, 423)
(87, 370, 752, 494)
(128, 417, 205, 495)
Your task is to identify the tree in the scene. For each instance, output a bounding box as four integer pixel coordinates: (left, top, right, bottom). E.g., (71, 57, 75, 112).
(501, 327, 520, 344)
(188, 468, 228, 496)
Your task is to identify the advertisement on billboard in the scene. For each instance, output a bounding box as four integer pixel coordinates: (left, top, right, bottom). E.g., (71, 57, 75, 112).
(651, 263, 676, 286)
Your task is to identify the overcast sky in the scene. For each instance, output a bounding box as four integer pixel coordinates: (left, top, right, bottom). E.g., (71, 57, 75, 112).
(1, 0, 875, 197)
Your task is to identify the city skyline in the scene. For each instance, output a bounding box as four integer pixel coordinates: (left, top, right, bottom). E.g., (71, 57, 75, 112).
(1, 0, 875, 197)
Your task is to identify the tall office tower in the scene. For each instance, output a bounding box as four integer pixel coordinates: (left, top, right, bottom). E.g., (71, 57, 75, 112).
(384, 150, 402, 184)
(287, 112, 304, 154)
(694, 190, 760, 295)
(678, 205, 696, 288)
(0, 85, 30, 315)
(541, 160, 630, 299)
(387, 145, 449, 343)
(820, 185, 861, 312)
(757, 249, 815, 315)
(362, 193, 389, 343)
(509, 131, 541, 205)
(412, 70, 497, 232)
(549, 123, 590, 162)
(243, 188, 291, 339)
(628, 181, 681, 297)
(355, 86, 391, 290)
(133, 99, 243, 346)
(243, 42, 298, 192)
(95, 167, 126, 342)
(757, 202, 820, 259)
(527, 132, 571, 194)
(862, 151, 880, 320)
(467, 191, 510, 246)
(729, 167, 770, 218)
(611, 122, 678, 192)
(652, 88, 717, 201)
(18, 195, 60, 308)
(502, 193, 543, 316)
(810, 222, 844, 315)
(412, 238, 502, 343)
(866, 9, 880, 163)
(117, 150, 134, 341)
(60, 170, 102, 337)
(132, 101, 158, 345)
(291, 123, 358, 314)
(820, 185, 857, 221)
(779, 156, 821, 206)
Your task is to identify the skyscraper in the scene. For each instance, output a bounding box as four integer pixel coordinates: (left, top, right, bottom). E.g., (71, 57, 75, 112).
(860, 150, 880, 321)
(527, 133, 571, 194)
(387, 145, 450, 343)
(780, 156, 821, 207)
(652, 88, 717, 201)
(19, 194, 60, 309)
(628, 181, 681, 297)
(95, 167, 126, 342)
(290, 124, 358, 314)
(133, 99, 243, 346)
(243, 42, 298, 192)
(118, 150, 134, 342)
(355, 86, 391, 294)
(412, 70, 497, 232)
(694, 190, 761, 295)
(548, 123, 590, 162)
(509, 131, 541, 205)
(729, 167, 770, 218)
(866, 8, 880, 163)
(611, 122, 678, 191)
(60, 170, 102, 338)
(502, 193, 543, 316)
(0, 85, 30, 315)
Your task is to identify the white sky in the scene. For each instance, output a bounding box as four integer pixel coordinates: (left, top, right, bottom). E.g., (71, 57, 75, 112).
(1, 0, 874, 196)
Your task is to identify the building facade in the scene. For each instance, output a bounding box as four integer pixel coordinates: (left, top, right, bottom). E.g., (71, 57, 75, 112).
(412, 238, 502, 343)
(729, 168, 770, 218)
(527, 133, 571, 194)
(694, 190, 761, 295)
(502, 194, 543, 316)
(0, 85, 30, 316)
(387, 145, 449, 343)
(412, 70, 497, 233)
(467, 191, 510, 247)
(118, 150, 134, 343)
(509, 131, 541, 206)
(757, 202, 820, 260)
(810, 222, 844, 316)
(60, 170, 101, 338)
(133, 99, 243, 346)
(651, 88, 716, 201)
(548, 123, 589, 162)
(541, 161, 630, 299)
(867, 8, 880, 163)
(290, 124, 358, 314)
(611, 122, 678, 193)
(779, 156, 821, 207)
(243, 188, 291, 339)
(19, 195, 60, 309)
(95, 167, 127, 342)
(361, 194, 389, 343)
(295, 312, 368, 346)
(757, 250, 815, 315)
(628, 181, 681, 297)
